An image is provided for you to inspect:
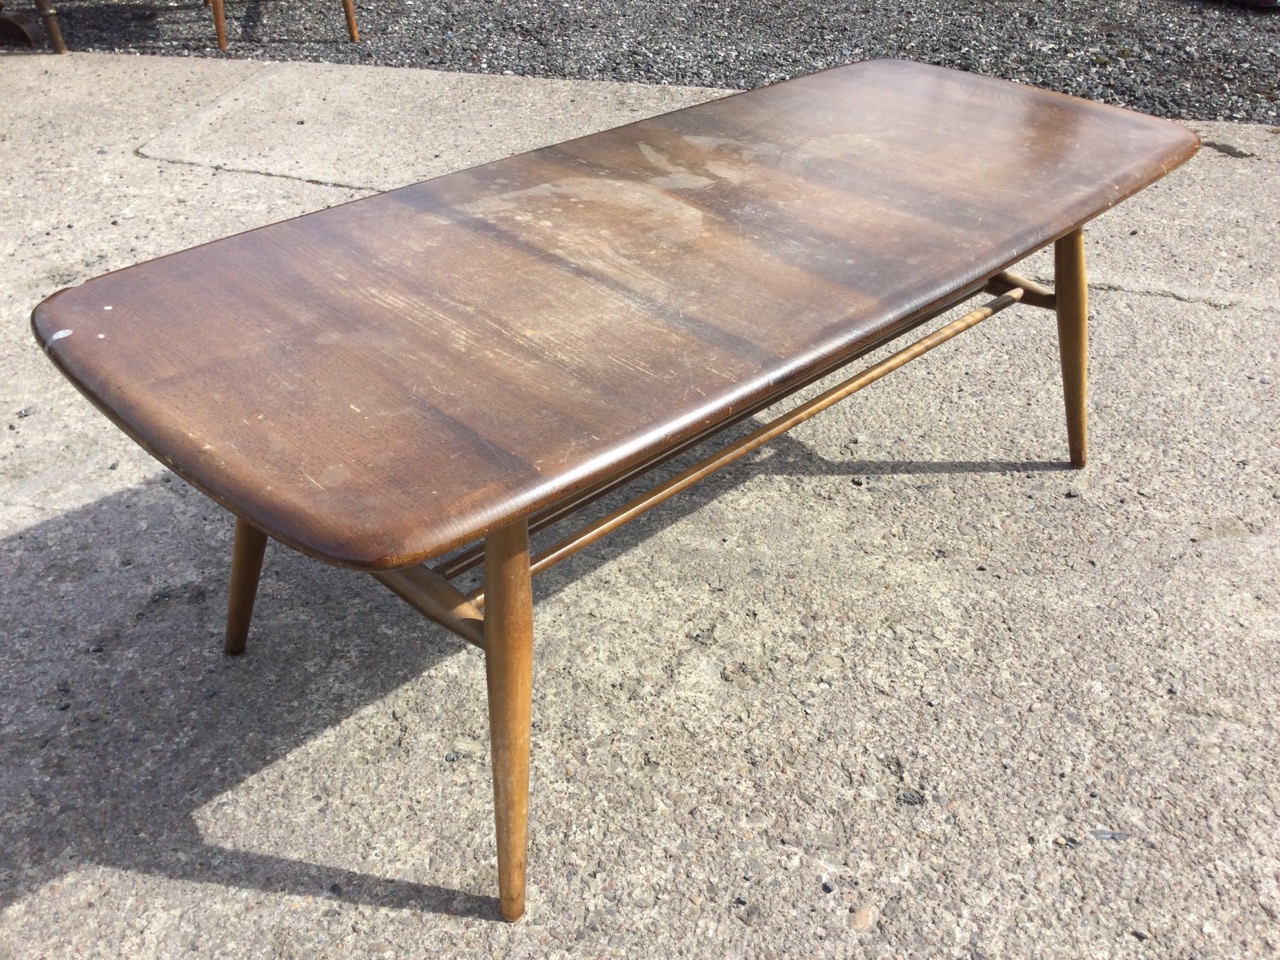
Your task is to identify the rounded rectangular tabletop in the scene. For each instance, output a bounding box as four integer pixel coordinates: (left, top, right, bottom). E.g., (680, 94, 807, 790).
(32, 60, 1199, 569)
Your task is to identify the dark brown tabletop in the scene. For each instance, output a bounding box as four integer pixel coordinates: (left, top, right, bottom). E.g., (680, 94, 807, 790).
(32, 60, 1198, 570)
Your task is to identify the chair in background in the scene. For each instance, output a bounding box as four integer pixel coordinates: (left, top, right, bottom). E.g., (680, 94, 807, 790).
(3, 0, 358, 55)
(208, 0, 359, 50)
(0, 0, 68, 52)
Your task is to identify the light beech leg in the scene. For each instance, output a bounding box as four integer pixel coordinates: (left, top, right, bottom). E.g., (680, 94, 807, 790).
(224, 517, 267, 655)
(1055, 228, 1089, 468)
(483, 519, 534, 921)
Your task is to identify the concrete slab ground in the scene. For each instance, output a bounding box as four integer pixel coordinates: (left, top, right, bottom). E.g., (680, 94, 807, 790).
(1, 52, 1278, 959)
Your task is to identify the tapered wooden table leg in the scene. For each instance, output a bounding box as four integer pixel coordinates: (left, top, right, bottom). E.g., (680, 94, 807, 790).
(1055, 227, 1088, 469)
(483, 519, 534, 922)
(225, 516, 267, 655)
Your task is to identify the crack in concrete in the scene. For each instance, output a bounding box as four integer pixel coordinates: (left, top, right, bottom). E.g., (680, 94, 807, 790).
(45, 138, 1273, 318)
(1088, 281, 1239, 310)
(131, 148, 377, 194)
(919, 274, 1244, 312)
(131, 63, 380, 194)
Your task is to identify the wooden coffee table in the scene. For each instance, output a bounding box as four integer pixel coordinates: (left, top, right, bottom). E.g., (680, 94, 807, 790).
(32, 60, 1198, 920)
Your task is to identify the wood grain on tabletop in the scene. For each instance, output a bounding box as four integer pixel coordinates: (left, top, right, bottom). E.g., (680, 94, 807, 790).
(31, 60, 1199, 569)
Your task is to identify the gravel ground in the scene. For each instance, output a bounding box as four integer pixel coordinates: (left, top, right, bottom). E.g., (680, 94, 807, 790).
(43, 0, 1280, 123)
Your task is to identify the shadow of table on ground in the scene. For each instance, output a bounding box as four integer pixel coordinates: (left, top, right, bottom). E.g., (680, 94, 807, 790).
(0, 426, 1071, 920)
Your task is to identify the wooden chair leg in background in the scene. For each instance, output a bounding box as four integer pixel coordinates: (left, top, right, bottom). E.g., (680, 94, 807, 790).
(205, 0, 355, 49)
(225, 516, 268, 655)
(1055, 228, 1088, 469)
(341, 0, 358, 42)
(209, 0, 227, 51)
(483, 519, 534, 922)
(33, 0, 66, 52)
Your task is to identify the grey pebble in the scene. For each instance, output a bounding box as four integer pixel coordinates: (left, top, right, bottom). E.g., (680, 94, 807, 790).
(449, 737, 485, 758)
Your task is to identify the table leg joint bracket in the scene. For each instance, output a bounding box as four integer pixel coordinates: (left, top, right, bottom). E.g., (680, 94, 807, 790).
(373, 565, 486, 649)
(986, 271, 1057, 310)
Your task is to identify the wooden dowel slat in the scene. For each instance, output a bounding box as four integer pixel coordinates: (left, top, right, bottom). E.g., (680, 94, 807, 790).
(433, 408, 765, 581)
(435, 281, 998, 584)
(465, 291, 1022, 605)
